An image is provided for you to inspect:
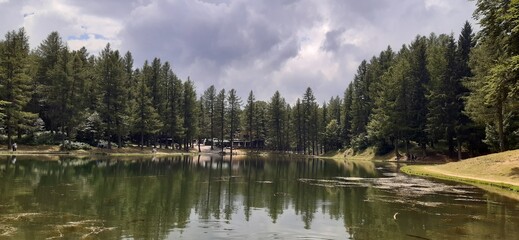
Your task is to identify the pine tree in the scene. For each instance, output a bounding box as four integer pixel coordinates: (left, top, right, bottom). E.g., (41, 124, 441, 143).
(254, 100, 269, 150)
(269, 91, 285, 151)
(227, 89, 241, 155)
(324, 119, 341, 152)
(164, 68, 183, 149)
(455, 22, 484, 157)
(342, 83, 353, 147)
(350, 60, 369, 137)
(148, 57, 165, 146)
(283, 103, 292, 151)
(407, 36, 430, 155)
(293, 98, 303, 153)
(203, 85, 217, 150)
(367, 46, 411, 157)
(197, 96, 206, 152)
(134, 69, 162, 149)
(33, 32, 65, 131)
(466, 0, 519, 151)
(327, 96, 341, 125)
(0, 28, 36, 148)
(183, 78, 197, 151)
(302, 87, 317, 155)
(215, 89, 226, 152)
(426, 34, 458, 156)
(97, 44, 130, 148)
(122, 51, 137, 144)
(72, 48, 96, 144)
(244, 90, 255, 149)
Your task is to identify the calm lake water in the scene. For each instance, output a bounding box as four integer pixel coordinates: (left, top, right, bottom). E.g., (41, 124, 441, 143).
(1, 155, 519, 239)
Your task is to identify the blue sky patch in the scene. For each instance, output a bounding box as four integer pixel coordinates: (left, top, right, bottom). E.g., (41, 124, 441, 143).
(68, 33, 107, 40)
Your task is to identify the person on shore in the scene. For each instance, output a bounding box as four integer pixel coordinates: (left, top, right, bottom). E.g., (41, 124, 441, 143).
(12, 142, 17, 151)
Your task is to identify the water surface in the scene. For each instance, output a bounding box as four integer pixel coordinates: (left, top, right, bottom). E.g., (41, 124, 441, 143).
(1, 155, 518, 239)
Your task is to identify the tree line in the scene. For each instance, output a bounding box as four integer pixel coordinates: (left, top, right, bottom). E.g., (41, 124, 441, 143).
(0, 0, 517, 156)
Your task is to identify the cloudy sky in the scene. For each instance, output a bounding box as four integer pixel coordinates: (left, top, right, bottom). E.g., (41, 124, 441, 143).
(0, 0, 477, 103)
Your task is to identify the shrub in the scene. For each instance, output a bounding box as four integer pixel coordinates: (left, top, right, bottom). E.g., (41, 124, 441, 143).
(350, 133, 370, 153)
(33, 131, 61, 145)
(60, 141, 93, 151)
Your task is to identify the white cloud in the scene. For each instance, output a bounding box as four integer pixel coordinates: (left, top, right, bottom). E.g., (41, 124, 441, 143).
(0, 0, 477, 104)
(18, 0, 122, 53)
(424, 0, 453, 11)
(68, 34, 122, 54)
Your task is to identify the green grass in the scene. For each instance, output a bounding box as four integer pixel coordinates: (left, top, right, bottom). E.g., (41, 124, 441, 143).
(401, 149, 519, 193)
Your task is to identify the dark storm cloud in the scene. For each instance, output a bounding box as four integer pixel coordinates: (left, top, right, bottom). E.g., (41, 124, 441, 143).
(321, 29, 345, 53)
(121, 0, 313, 65)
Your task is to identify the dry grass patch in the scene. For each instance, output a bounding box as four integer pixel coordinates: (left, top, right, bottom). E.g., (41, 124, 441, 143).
(402, 149, 519, 192)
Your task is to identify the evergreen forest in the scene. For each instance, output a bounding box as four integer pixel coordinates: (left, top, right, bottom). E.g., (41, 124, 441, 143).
(0, 0, 518, 158)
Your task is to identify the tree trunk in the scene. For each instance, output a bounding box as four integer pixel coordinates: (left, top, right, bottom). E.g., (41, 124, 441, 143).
(17, 126, 21, 141)
(457, 137, 462, 161)
(405, 139, 409, 159)
(7, 125, 12, 150)
(140, 131, 144, 150)
(497, 101, 505, 152)
(118, 132, 122, 149)
(394, 139, 401, 158)
(61, 125, 66, 148)
(447, 131, 454, 158)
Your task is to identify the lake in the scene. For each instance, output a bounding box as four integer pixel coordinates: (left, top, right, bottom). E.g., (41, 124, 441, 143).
(1, 155, 519, 239)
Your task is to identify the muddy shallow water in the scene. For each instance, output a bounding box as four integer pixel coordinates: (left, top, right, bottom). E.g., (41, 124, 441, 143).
(1, 155, 518, 239)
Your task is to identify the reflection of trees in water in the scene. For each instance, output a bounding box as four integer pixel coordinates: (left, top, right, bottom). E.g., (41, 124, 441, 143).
(1, 156, 519, 239)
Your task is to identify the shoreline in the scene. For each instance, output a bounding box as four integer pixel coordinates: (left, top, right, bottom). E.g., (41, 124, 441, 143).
(401, 149, 519, 194)
(0, 145, 229, 157)
(401, 165, 519, 192)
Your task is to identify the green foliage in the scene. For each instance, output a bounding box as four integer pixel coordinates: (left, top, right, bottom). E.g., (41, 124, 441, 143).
(227, 88, 241, 152)
(425, 34, 459, 156)
(203, 85, 217, 149)
(243, 91, 255, 146)
(466, 0, 519, 151)
(183, 78, 197, 150)
(367, 47, 408, 155)
(323, 119, 341, 152)
(32, 131, 61, 145)
(0, 18, 516, 156)
(269, 91, 286, 151)
(341, 83, 353, 146)
(134, 67, 162, 148)
(215, 89, 226, 150)
(60, 140, 93, 151)
(96, 44, 130, 148)
(350, 133, 369, 153)
(253, 100, 269, 149)
(0, 28, 37, 147)
(302, 87, 318, 154)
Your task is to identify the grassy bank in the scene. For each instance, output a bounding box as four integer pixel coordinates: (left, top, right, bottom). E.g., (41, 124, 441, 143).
(320, 147, 396, 161)
(401, 149, 519, 192)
